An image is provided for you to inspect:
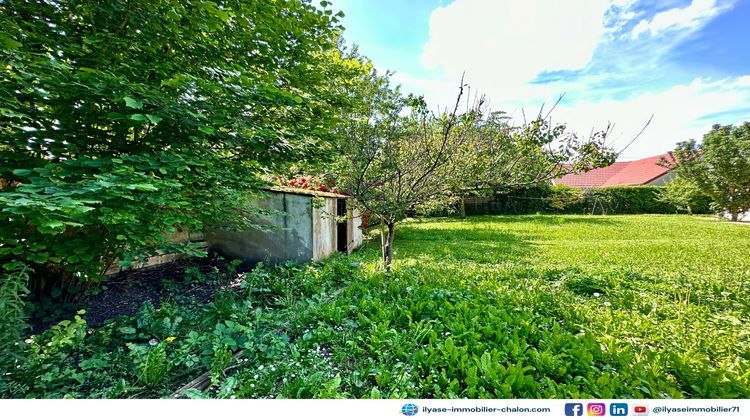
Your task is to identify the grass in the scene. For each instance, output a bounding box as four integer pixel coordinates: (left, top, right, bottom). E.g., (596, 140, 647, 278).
(7, 214, 750, 398)
(223, 214, 750, 398)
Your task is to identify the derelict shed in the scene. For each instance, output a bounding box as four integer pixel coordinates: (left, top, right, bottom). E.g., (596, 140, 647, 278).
(206, 186, 363, 265)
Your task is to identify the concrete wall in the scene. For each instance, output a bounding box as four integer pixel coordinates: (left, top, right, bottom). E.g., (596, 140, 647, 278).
(106, 192, 366, 276)
(312, 197, 337, 260)
(207, 192, 353, 264)
(207, 192, 314, 264)
(347, 208, 363, 252)
(104, 231, 205, 275)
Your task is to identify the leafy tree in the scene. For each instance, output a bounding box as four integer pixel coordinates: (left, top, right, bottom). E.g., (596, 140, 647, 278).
(337, 78, 616, 270)
(665, 123, 750, 221)
(658, 176, 702, 215)
(0, 0, 365, 296)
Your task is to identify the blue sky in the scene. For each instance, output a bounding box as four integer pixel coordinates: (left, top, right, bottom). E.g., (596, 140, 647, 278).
(332, 0, 750, 159)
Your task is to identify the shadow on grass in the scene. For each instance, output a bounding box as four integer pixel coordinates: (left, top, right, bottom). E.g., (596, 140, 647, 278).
(358, 213, 632, 270)
(406, 214, 624, 228)
(395, 229, 534, 265)
(467, 214, 623, 226)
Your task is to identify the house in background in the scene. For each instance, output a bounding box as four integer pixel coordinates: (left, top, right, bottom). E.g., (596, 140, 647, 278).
(553, 153, 675, 188)
(553, 153, 750, 221)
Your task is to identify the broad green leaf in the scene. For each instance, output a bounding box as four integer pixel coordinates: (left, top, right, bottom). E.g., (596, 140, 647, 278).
(146, 114, 163, 124)
(123, 97, 144, 109)
(118, 326, 136, 335)
(198, 125, 215, 135)
(12, 169, 33, 176)
(37, 220, 66, 234)
(131, 183, 158, 191)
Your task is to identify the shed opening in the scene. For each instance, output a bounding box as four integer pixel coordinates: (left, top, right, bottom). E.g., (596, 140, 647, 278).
(336, 199, 348, 253)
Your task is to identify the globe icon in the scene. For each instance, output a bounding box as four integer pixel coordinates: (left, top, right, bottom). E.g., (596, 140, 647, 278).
(401, 403, 419, 416)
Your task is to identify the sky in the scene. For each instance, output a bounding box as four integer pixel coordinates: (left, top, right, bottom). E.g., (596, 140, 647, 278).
(331, 0, 750, 159)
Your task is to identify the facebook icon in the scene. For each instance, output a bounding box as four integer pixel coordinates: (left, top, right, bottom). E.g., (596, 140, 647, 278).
(610, 403, 629, 416)
(564, 403, 583, 416)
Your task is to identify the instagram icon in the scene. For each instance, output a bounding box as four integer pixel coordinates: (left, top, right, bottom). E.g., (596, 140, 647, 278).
(587, 403, 606, 416)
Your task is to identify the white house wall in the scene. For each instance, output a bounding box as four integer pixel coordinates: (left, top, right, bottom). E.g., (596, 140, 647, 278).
(723, 211, 750, 222)
(645, 172, 676, 186)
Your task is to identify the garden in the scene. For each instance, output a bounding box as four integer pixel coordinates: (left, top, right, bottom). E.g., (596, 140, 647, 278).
(3, 215, 749, 398)
(3, 0, 750, 402)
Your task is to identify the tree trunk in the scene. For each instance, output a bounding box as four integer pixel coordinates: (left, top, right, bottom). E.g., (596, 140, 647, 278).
(382, 222, 396, 271)
(731, 212, 739, 222)
(459, 198, 466, 219)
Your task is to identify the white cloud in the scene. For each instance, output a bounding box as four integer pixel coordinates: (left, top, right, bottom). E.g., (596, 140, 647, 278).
(421, 0, 609, 95)
(549, 77, 750, 159)
(395, 70, 750, 158)
(387, 0, 748, 158)
(630, 0, 729, 38)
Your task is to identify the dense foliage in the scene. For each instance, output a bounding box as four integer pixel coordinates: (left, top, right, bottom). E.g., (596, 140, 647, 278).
(665, 122, 750, 221)
(657, 176, 705, 215)
(4, 215, 748, 398)
(0, 0, 367, 294)
(592, 185, 710, 214)
(459, 185, 712, 216)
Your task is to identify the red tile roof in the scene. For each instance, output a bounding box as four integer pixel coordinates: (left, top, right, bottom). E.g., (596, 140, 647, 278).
(554, 162, 629, 188)
(553, 153, 673, 188)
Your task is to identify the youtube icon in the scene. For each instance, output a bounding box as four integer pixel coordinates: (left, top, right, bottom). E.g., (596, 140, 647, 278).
(633, 405, 649, 416)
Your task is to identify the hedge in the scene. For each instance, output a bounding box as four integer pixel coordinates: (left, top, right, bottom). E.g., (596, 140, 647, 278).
(460, 185, 713, 216)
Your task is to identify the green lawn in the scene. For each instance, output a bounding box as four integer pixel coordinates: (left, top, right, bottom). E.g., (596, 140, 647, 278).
(227, 214, 750, 398)
(10, 215, 750, 398)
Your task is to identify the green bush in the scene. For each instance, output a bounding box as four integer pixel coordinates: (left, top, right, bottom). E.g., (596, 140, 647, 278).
(462, 185, 712, 215)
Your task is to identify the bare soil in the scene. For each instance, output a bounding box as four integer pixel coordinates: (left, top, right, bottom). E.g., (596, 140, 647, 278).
(28, 256, 246, 334)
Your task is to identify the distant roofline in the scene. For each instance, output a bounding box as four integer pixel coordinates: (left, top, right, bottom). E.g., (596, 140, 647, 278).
(553, 153, 673, 188)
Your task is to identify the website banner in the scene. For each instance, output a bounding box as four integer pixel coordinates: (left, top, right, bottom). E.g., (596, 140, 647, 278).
(1, 399, 746, 420)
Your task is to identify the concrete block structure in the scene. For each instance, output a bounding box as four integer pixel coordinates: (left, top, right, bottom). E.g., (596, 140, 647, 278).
(207, 187, 363, 265)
